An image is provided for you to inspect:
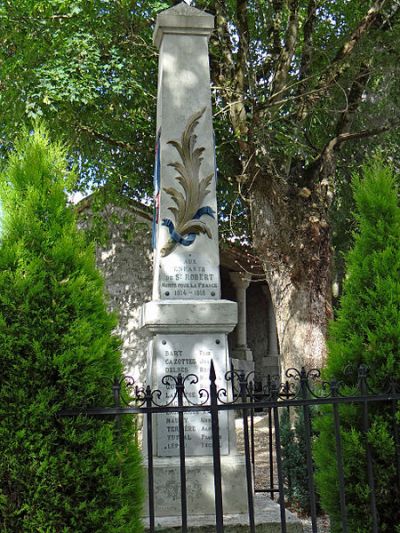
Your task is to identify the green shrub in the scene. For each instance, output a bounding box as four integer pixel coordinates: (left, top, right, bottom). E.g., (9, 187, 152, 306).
(0, 128, 143, 532)
(314, 160, 400, 533)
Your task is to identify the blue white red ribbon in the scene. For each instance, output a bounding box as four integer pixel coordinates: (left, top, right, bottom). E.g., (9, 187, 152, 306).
(162, 206, 215, 246)
(152, 129, 161, 249)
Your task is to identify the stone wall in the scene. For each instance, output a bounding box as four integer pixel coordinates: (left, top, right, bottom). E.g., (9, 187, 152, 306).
(79, 202, 153, 384)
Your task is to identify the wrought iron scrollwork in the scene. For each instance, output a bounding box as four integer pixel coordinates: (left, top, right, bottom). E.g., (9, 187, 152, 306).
(108, 363, 398, 410)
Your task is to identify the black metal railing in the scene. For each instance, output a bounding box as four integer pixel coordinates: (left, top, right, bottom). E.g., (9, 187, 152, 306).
(59, 363, 400, 533)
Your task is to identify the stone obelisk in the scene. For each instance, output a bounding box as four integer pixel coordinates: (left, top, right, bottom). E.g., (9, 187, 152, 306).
(140, 2, 247, 517)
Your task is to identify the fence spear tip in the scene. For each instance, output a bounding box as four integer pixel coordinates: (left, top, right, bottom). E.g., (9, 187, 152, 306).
(209, 359, 216, 382)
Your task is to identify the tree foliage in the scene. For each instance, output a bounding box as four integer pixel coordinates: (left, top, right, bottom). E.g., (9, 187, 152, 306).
(314, 160, 400, 532)
(0, 0, 163, 199)
(0, 127, 143, 532)
(200, 0, 400, 275)
(1, 0, 399, 241)
(1, 0, 400, 364)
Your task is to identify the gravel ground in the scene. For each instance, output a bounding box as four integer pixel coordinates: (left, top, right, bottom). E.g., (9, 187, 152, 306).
(299, 515, 330, 533)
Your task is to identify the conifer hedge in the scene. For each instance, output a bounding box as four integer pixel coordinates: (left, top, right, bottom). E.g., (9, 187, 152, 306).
(314, 161, 400, 533)
(0, 129, 143, 532)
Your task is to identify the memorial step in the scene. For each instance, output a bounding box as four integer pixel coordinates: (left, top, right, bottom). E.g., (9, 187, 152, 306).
(144, 493, 303, 532)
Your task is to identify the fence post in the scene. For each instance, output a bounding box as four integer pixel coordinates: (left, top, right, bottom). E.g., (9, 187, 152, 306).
(145, 385, 155, 533)
(330, 379, 348, 533)
(209, 360, 224, 533)
(249, 379, 255, 480)
(282, 380, 292, 499)
(300, 368, 317, 533)
(176, 373, 188, 533)
(358, 365, 378, 533)
(271, 378, 286, 533)
(239, 371, 255, 533)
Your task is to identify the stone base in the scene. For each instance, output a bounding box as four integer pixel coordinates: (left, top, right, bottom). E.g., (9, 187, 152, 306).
(144, 456, 248, 517)
(140, 299, 237, 334)
(144, 493, 303, 532)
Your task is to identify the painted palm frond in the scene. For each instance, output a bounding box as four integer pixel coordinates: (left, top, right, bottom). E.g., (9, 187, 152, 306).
(161, 107, 215, 257)
(163, 186, 186, 213)
(198, 173, 213, 205)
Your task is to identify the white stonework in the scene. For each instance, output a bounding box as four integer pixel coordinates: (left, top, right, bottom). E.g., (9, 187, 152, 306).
(140, 2, 248, 518)
(152, 334, 232, 457)
(77, 200, 279, 387)
(140, 299, 237, 334)
(151, 4, 220, 302)
(229, 272, 254, 368)
(146, 456, 248, 517)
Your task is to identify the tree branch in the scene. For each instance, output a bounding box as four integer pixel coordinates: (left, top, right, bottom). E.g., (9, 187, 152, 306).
(214, 0, 235, 75)
(271, 0, 285, 66)
(335, 63, 371, 136)
(236, 0, 250, 96)
(333, 122, 399, 146)
(270, 0, 299, 105)
(212, 0, 251, 158)
(77, 124, 136, 153)
(307, 120, 399, 183)
(302, 0, 388, 115)
(229, 0, 250, 140)
(298, 0, 317, 87)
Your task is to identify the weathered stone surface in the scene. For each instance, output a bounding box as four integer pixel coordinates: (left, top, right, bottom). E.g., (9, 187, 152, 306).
(78, 201, 153, 383)
(144, 457, 248, 517)
(151, 334, 233, 457)
(77, 202, 276, 387)
(152, 3, 219, 302)
(140, 300, 237, 334)
(141, 1, 249, 518)
(153, 2, 214, 49)
(144, 493, 303, 532)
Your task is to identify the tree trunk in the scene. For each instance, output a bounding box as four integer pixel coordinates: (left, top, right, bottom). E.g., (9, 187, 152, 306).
(267, 268, 330, 372)
(250, 173, 333, 373)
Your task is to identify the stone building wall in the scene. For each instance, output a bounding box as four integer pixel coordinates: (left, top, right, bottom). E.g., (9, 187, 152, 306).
(78, 201, 153, 384)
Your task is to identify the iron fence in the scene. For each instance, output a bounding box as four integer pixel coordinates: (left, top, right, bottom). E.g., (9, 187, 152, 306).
(60, 363, 400, 533)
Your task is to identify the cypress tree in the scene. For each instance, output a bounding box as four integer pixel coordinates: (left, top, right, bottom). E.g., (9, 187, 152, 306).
(0, 128, 143, 532)
(314, 160, 400, 532)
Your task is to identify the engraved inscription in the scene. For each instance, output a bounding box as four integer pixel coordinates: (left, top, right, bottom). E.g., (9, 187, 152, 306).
(154, 335, 229, 457)
(160, 254, 219, 299)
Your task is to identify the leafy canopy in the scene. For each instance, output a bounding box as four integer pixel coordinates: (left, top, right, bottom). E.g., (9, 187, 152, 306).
(0, 0, 399, 249)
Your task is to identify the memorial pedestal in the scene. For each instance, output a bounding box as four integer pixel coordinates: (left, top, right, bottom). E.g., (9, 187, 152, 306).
(144, 493, 304, 532)
(140, 299, 248, 516)
(142, 1, 248, 521)
(145, 456, 248, 517)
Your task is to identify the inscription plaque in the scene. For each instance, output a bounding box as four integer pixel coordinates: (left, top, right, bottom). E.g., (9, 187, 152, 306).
(154, 334, 230, 457)
(160, 252, 220, 300)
